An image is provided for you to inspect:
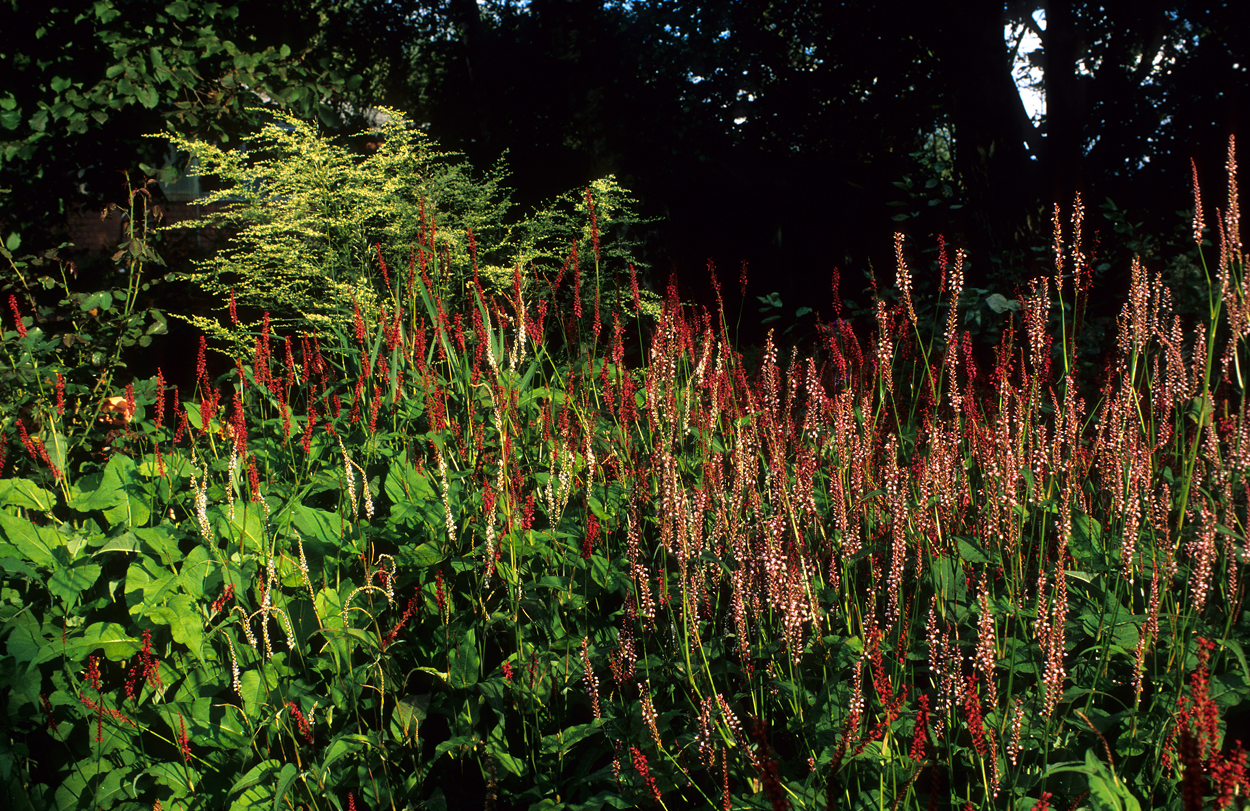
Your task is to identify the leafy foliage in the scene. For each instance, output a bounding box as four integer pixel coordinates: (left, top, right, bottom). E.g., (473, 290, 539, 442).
(0, 0, 371, 254)
(166, 108, 660, 350)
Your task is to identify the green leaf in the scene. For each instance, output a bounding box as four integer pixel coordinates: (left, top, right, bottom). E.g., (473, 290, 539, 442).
(48, 561, 102, 603)
(42, 427, 67, 476)
(449, 631, 479, 689)
(149, 593, 206, 662)
(0, 512, 60, 567)
(102, 492, 152, 528)
(69, 453, 139, 512)
(271, 762, 299, 811)
(41, 621, 140, 664)
(985, 293, 1020, 314)
(136, 85, 159, 109)
(398, 542, 444, 569)
(239, 669, 270, 707)
(0, 478, 55, 511)
(956, 537, 989, 564)
(81, 290, 114, 312)
(292, 505, 341, 550)
(4, 232, 20, 251)
(54, 760, 113, 810)
(226, 506, 265, 556)
(541, 722, 601, 756)
(230, 759, 282, 802)
(50, 76, 73, 93)
(165, 1, 191, 21)
(389, 694, 429, 743)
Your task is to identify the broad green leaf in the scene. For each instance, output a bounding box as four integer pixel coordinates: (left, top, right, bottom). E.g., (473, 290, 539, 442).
(985, 293, 1020, 313)
(4, 612, 43, 666)
(448, 631, 479, 689)
(226, 506, 265, 555)
(955, 537, 989, 564)
(48, 561, 102, 603)
(239, 669, 270, 707)
(125, 556, 180, 619)
(102, 492, 152, 528)
(40, 621, 140, 664)
(315, 736, 367, 783)
(397, 541, 443, 569)
(150, 593, 206, 661)
(95, 531, 143, 555)
(133, 524, 181, 565)
(229, 759, 281, 802)
(271, 762, 300, 811)
(70, 453, 140, 512)
(148, 760, 198, 795)
(80, 291, 113, 312)
(0, 478, 54, 511)
(540, 722, 601, 756)
(53, 759, 112, 810)
(0, 512, 60, 566)
(136, 85, 159, 109)
(177, 544, 214, 600)
(390, 693, 429, 742)
(42, 427, 67, 477)
(1083, 750, 1140, 811)
(292, 505, 341, 550)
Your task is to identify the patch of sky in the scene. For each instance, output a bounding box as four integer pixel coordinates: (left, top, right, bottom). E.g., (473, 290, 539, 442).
(1005, 9, 1046, 126)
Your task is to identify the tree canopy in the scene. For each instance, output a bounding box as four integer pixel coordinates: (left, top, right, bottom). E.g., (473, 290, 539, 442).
(0, 0, 391, 259)
(400, 0, 1245, 336)
(3, 0, 1245, 347)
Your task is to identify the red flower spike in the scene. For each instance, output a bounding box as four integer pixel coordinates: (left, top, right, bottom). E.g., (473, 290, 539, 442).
(40, 693, 58, 733)
(375, 242, 391, 291)
(287, 702, 314, 744)
(581, 514, 600, 560)
(248, 455, 261, 502)
(911, 694, 930, 762)
(353, 298, 365, 346)
(572, 243, 582, 321)
(630, 746, 663, 805)
(8, 294, 27, 337)
(154, 369, 166, 430)
(963, 675, 987, 756)
(178, 713, 192, 761)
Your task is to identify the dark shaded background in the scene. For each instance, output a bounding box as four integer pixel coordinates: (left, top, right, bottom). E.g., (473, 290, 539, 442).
(3, 0, 1246, 355)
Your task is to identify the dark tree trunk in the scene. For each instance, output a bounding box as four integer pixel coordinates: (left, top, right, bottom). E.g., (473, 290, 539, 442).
(933, 0, 1041, 283)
